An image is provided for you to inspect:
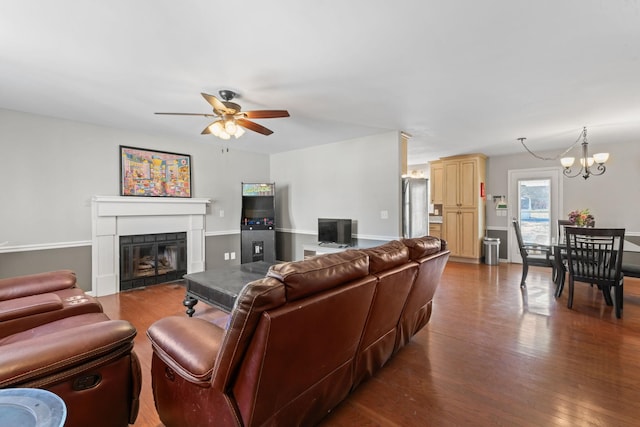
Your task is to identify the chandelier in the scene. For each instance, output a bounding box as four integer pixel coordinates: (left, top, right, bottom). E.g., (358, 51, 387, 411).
(518, 127, 609, 179)
(206, 116, 246, 140)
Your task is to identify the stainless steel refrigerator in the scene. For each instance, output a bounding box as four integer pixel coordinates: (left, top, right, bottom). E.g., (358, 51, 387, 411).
(402, 177, 429, 238)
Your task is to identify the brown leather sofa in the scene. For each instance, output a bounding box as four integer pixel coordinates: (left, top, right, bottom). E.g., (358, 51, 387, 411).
(0, 269, 103, 337)
(148, 236, 449, 427)
(0, 271, 141, 427)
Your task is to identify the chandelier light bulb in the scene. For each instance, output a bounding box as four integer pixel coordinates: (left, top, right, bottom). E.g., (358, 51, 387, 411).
(560, 157, 575, 168)
(219, 130, 231, 140)
(593, 152, 609, 164)
(580, 157, 595, 167)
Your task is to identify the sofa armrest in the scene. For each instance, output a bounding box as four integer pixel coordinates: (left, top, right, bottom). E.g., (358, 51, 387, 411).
(147, 316, 224, 386)
(0, 293, 63, 321)
(0, 270, 77, 301)
(0, 319, 136, 387)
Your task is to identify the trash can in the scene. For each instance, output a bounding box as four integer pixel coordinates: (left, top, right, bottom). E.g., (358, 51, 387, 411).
(484, 237, 500, 265)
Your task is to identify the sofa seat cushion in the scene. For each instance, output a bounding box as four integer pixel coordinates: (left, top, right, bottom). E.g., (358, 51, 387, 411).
(360, 240, 409, 274)
(268, 250, 369, 301)
(147, 316, 223, 386)
(402, 236, 443, 260)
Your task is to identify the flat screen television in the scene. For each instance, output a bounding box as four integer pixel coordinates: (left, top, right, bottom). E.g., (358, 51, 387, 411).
(318, 218, 352, 246)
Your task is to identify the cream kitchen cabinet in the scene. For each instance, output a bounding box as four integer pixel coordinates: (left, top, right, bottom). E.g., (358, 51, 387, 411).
(443, 209, 478, 259)
(429, 160, 443, 204)
(428, 222, 442, 239)
(440, 154, 486, 261)
(442, 155, 485, 209)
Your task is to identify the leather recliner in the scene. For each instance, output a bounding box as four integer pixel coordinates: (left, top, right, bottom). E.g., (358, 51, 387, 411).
(0, 271, 141, 427)
(0, 312, 142, 427)
(0, 270, 103, 337)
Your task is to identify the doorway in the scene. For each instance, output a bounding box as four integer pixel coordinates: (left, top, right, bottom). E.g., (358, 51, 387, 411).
(508, 168, 563, 263)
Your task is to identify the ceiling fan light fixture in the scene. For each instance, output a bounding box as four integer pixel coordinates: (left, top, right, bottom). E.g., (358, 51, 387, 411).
(156, 90, 289, 140)
(209, 120, 224, 137)
(224, 119, 237, 135)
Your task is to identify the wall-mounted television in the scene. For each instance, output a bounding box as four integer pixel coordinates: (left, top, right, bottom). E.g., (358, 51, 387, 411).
(318, 218, 353, 246)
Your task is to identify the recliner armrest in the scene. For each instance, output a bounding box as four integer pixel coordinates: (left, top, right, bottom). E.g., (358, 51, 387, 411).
(0, 293, 63, 321)
(0, 270, 77, 301)
(0, 319, 136, 387)
(147, 316, 224, 386)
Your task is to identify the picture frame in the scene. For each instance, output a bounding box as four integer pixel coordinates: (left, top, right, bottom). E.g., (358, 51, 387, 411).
(120, 146, 192, 198)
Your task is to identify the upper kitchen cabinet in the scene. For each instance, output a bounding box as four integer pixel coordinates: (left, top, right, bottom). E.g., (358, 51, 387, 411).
(429, 160, 443, 205)
(442, 154, 486, 209)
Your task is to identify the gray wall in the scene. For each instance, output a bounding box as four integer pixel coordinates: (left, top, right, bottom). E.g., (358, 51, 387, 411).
(7, 106, 634, 282)
(0, 109, 403, 286)
(484, 139, 640, 261)
(0, 108, 271, 247)
(270, 131, 403, 260)
(0, 108, 270, 286)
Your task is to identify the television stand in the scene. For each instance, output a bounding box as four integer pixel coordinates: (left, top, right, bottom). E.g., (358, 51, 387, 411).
(303, 243, 353, 259)
(318, 242, 351, 249)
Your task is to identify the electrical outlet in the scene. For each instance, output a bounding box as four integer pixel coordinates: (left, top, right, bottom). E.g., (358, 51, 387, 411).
(380, 210, 389, 219)
(219, 209, 224, 217)
(224, 252, 230, 260)
(230, 252, 236, 260)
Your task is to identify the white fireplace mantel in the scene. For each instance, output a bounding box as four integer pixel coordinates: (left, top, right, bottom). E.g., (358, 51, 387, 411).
(91, 196, 211, 296)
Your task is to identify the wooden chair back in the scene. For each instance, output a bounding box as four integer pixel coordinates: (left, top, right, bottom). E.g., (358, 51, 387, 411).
(565, 227, 625, 287)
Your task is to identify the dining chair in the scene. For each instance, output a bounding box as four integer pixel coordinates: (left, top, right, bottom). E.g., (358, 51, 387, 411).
(557, 219, 572, 244)
(564, 227, 625, 318)
(512, 218, 554, 288)
(553, 220, 574, 294)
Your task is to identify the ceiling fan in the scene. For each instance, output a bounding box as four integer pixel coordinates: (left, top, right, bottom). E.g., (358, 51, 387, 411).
(155, 90, 290, 139)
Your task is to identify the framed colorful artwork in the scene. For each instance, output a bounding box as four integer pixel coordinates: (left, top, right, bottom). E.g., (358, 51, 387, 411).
(120, 146, 192, 198)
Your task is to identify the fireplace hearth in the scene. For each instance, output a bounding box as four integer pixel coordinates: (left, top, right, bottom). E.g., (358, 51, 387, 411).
(120, 232, 187, 290)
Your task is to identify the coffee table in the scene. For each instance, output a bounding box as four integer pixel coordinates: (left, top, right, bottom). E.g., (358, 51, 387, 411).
(182, 261, 276, 316)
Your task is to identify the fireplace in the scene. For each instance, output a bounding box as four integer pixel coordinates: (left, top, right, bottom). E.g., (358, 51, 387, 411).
(91, 196, 210, 296)
(120, 232, 187, 290)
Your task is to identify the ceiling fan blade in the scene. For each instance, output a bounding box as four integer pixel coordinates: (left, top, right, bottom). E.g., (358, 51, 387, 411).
(155, 112, 217, 117)
(201, 93, 233, 115)
(237, 118, 274, 136)
(242, 110, 290, 119)
(201, 122, 215, 135)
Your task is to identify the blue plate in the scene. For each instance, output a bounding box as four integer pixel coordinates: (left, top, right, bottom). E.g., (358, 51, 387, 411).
(0, 388, 66, 427)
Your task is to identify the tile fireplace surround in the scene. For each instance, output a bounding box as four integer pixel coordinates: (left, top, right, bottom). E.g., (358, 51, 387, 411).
(91, 196, 210, 297)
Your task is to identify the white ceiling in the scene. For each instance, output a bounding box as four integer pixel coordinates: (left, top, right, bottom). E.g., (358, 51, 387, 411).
(2, 1, 639, 164)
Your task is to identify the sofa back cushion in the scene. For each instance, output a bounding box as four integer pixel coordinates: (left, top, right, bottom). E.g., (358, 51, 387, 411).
(232, 274, 377, 426)
(401, 236, 443, 260)
(396, 249, 450, 350)
(267, 250, 369, 301)
(360, 240, 409, 274)
(212, 277, 286, 392)
(0, 270, 76, 301)
(353, 260, 418, 387)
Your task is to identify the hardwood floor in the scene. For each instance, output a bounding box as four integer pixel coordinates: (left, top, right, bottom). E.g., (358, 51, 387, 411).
(97, 261, 640, 426)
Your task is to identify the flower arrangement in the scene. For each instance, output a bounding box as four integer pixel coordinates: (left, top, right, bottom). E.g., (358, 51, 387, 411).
(568, 209, 595, 227)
